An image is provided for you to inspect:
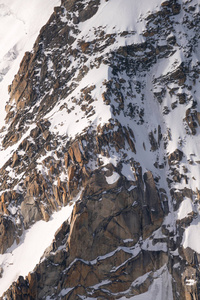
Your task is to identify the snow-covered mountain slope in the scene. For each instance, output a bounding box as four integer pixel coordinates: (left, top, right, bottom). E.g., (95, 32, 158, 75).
(0, 196, 76, 296)
(0, 0, 60, 129)
(0, 0, 200, 299)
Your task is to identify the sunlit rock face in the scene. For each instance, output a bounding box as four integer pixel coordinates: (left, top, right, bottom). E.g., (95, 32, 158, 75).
(0, 0, 200, 299)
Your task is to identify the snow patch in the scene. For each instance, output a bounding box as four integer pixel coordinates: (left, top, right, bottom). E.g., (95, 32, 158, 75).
(177, 197, 193, 220)
(47, 63, 112, 139)
(186, 279, 196, 286)
(78, 0, 162, 43)
(183, 216, 200, 254)
(121, 163, 135, 181)
(105, 172, 120, 184)
(119, 265, 173, 300)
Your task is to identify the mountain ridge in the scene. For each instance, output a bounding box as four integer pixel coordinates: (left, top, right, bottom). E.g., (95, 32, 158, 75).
(0, 0, 200, 299)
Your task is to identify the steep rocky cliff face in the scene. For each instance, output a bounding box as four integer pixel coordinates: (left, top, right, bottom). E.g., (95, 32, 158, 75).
(0, 0, 200, 299)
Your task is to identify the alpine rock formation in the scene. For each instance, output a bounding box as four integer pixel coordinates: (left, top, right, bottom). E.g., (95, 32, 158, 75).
(0, 0, 199, 299)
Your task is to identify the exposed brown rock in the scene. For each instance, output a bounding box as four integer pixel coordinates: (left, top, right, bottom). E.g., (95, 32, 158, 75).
(64, 152, 69, 168)
(113, 130, 125, 151)
(53, 185, 62, 206)
(80, 42, 90, 53)
(143, 171, 164, 238)
(0, 216, 16, 254)
(149, 131, 158, 151)
(71, 141, 84, 164)
(1, 0, 200, 299)
(21, 197, 42, 228)
(168, 149, 183, 165)
(40, 205, 50, 222)
(27, 272, 37, 299)
(11, 152, 19, 168)
(68, 165, 76, 181)
(123, 127, 136, 153)
(184, 108, 200, 135)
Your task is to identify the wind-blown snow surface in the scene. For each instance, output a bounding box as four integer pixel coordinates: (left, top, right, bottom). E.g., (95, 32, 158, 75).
(78, 0, 162, 43)
(0, 0, 60, 129)
(0, 197, 79, 297)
